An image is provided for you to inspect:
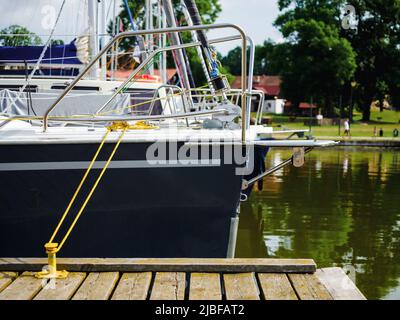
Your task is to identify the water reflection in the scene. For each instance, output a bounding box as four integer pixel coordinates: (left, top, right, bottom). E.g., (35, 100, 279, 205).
(237, 148, 400, 300)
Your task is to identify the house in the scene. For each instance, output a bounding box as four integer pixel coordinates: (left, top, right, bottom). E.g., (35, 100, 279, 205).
(231, 75, 286, 114)
(264, 99, 286, 114)
(285, 101, 318, 116)
(231, 75, 282, 98)
(231, 75, 320, 116)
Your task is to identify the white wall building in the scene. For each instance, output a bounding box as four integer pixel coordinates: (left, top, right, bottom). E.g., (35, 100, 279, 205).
(263, 99, 286, 114)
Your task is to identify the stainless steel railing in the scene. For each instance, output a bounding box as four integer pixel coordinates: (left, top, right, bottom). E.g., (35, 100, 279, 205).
(0, 24, 252, 142)
(93, 34, 250, 117)
(42, 24, 248, 141)
(187, 88, 265, 118)
(147, 85, 187, 117)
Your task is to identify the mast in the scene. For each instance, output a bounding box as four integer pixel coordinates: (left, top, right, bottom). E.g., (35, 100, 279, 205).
(145, 0, 154, 74)
(157, 0, 167, 83)
(110, 0, 117, 80)
(100, 0, 107, 79)
(88, 0, 99, 79)
(161, 4, 167, 83)
(182, 0, 229, 95)
(181, 0, 212, 89)
(161, 0, 192, 91)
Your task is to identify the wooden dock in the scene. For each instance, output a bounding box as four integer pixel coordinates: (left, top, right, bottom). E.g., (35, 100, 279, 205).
(0, 258, 366, 300)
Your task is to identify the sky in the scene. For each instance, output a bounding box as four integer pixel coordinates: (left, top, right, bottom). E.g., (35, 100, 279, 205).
(209, 0, 283, 54)
(0, 0, 283, 55)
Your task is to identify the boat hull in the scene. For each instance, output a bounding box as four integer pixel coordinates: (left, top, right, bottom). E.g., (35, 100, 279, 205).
(0, 141, 244, 258)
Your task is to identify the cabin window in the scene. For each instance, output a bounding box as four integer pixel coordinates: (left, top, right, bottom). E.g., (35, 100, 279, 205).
(0, 84, 38, 92)
(50, 85, 100, 91)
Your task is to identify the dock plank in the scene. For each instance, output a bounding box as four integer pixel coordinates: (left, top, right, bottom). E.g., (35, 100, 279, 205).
(258, 273, 298, 300)
(224, 273, 260, 300)
(150, 272, 186, 300)
(189, 273, 222, 300)
(0, 258, 316, 273)
(316, 268, 366, 300)
(288, 273, 333, 300)
(72, 272, 119, 300)
(34, 272, 86, 300)
(0, 272, 18, 294)
(0, 259, 367, 301)
(0, 272, 44, 300)
(111, 272, 152, 300)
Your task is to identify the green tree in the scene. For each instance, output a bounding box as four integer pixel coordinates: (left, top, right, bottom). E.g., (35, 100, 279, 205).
(0, 25, 42, 46)
(387, 46, 400, 110)
(275, 0, 344, 27)
(273, 0, 357, 117)
(346, 0, 400, 119)
(254, 40, 282, 75)
(274, 0, 400, 120)
(280, 18, 356, 116)
(221, 1, 358, 114)
(221, 46, 242, 75)
(50, 39, 65, 46)
(221, 40, 281, 76)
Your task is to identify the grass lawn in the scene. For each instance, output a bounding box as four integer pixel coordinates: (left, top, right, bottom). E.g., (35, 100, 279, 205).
(277, 122, 399, 138)
(353, 109, 400, 123)
(256, 109, 400, 139)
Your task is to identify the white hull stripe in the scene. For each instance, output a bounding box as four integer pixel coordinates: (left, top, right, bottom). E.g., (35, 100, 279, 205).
(0, 160, 221, 171)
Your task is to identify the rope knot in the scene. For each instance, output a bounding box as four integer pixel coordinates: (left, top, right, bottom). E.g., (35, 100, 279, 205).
(108, 121, 131, 131)
(108, 121, 158, 131)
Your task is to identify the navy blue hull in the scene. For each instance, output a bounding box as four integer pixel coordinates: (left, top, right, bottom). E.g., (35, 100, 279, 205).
(0, 142, 244, 258)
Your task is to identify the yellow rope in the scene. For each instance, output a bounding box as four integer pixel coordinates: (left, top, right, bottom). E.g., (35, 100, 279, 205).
(108, 120, 158, 130)
(56, 126, 128, 252)
(46, 122, 134, 253)
(48, 128, 111, 244)
(36, 122, 131, 279)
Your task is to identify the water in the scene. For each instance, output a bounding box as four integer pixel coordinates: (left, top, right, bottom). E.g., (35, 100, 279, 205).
(236, 148, 400, 300)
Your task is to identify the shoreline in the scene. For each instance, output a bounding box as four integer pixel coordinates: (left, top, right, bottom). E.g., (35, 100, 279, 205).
(314, 136, 400, 147)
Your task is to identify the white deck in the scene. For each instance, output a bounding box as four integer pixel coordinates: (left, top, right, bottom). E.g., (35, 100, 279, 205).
(0, 120, 268, 145)
(0, 120, 336, 148)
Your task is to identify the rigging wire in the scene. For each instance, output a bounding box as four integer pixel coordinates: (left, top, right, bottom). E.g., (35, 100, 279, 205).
(5, 0, 68, 111)
(23, 0, 67, 87)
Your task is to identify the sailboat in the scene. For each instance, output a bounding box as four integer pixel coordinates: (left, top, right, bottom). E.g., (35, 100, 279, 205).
(0, 0, 335, 259)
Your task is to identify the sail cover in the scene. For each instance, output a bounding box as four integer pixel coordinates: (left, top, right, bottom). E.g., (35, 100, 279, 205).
(0, 39, 85, 67)
(0, 89, 131, 118)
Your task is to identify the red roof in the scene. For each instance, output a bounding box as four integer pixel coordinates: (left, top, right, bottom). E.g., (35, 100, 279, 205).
(285, 101, 317, 109)
(299, 103, 317, 109)
(153, 68, 177, 80)
(253, 85, 280, 97)
(106, 68, 176, 82)
(232, 75, 282, 96)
